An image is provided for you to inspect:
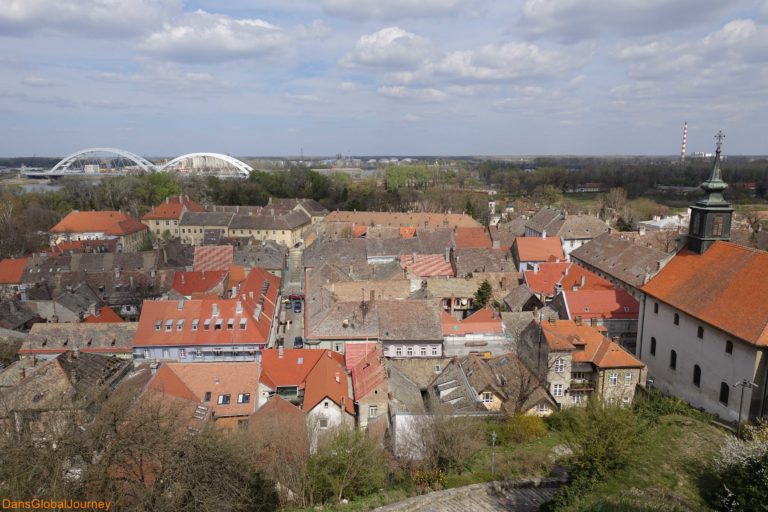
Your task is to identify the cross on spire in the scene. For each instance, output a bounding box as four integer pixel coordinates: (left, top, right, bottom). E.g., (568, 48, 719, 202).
(715, 130, 725, 151)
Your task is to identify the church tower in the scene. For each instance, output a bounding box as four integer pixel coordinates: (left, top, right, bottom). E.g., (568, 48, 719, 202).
(687, 131, 733, 254)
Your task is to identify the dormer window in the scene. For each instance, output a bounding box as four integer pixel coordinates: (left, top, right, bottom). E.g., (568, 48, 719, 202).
(165, 319, 173, 332)
(192, 319, 199, 331)
(215, 319, 223, 331)
(227, 318, 234, 330)
(204, 319, 211, 330)
(177, 319, 184, 331)
(239, 319, 247, 330)
(155, 320, 162, 332)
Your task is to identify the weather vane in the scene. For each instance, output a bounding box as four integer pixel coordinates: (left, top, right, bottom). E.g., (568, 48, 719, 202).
(715, 130, 725, 151)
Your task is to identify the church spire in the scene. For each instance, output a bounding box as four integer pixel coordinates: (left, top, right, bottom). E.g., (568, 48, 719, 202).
(697, 130, 728, 206)
(686, 130, 733, 254)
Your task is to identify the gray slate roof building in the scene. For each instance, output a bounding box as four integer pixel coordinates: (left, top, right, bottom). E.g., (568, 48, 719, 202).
(454, 248, 516, 277)
(569, 233, 672, 292)
(179, 211, 235, 227)
(233, 241, 287, 270)
(526, 208, 609, 241)
(20, 322, 136, 359)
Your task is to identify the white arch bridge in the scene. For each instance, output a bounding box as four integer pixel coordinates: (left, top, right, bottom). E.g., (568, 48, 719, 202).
(27, 148, 253, 178)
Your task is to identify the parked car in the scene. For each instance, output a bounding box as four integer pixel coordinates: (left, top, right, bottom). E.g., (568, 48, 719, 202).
(285, 301, 292, 310)
(293, 301, 302, 313)
(294, 336, 304, 349)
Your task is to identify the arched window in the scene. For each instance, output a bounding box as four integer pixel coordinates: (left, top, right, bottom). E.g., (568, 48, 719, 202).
(697, 326, 704, 339)
(719, 382, 730, 405)
(725, 340, 733, 354)
(670, 350, 677, 370)
(674, 313, 679, 325)
(650, 337, 656, 356)
(693, 365, 701, 387)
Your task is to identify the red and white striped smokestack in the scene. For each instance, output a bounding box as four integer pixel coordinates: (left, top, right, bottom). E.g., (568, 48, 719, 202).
(681, 121, 688, 162)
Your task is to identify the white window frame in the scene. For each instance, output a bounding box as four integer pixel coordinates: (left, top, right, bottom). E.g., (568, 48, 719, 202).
(406, 346, 414, 357)
(554, 358, 565, 373)
(624, 371, 632, 385)
(179, 348, 186, 359)
(237, 393, 250, 404)
(553, 384, 564, 397)
(368, 405, 377, 418)
(482, 392, 494, 403)
(609, 372, 618, 386)
(535, 403, 548, 413)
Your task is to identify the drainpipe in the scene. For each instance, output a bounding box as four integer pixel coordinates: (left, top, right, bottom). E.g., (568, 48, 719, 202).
(637, 293, 647, 359)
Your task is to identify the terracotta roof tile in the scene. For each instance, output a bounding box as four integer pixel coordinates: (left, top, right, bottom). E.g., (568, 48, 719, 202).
(514, 237, 565, 263)
(541, 320, 644, 368)
(302, 350, 354, 414)
(325, 211, 482, 229)
(49, 211, 147, 236)
(350, 348, 387, 400)
(441, 306, 503, 335)
(142, 196, 206, 221)
(454, 227, 492, 249)
(0, 258, 27, 284)
(563, 288, 639, 319)
(193, 245, 234, 272)
(172, 270, 227, 296)
(400, 254, 453, 277)
(642, 241, 768, 345)
(344, 342, 379, 370)
(83, 306, 124, 323)
(523, 262, 613, 297)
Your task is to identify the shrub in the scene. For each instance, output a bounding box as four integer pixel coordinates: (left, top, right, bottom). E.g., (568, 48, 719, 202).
(714, 448, 768, 511)
(544, 408, 579, 433)
(505, 414, 547, 444)
(633, 389, 712, 423)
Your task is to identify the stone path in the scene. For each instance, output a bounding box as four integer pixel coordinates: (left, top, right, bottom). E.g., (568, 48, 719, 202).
(373, 476, 566, 512)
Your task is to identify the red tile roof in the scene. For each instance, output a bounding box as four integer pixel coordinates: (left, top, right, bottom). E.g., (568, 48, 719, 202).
(134, 267, 280, 347)
(454, 227, 492, 249)
(260, 349, 354, 415)
(142, 195, 206, 221)
(441, 306, 504, 335)
(0, 258, 27, 285)
(161, 362, 260, 418)
(350, 348, 386, 401)
(344, 342, 379, 370)
(302, 350, 354, 414)
(83, 306, 124, 323)
(400, 226, 416, 238)
(193, 245, 234, 272)
(563, 289, 639, 320)
(541, 320, 644, 368)
(172, 270, 227, 297)
(147, 364, 199, 402)
(49, 211, 147, 236)
(353, 225, 368, 237)
(524, 262, 613, 297)
(399, 253, 453, 277)
(642, 242, 768, 346)
(514, 237, 565, 263)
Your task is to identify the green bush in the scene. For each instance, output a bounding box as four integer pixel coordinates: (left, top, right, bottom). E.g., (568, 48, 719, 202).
(544, 408, 579, 433)
(714, 449, 768, 511)
(505, 414, 547, 444)
(633, 390, 712, 423)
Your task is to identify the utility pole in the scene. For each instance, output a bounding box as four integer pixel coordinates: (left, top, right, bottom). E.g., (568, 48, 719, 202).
(490, 431, 497, 475)
(734, 379, 758, 437)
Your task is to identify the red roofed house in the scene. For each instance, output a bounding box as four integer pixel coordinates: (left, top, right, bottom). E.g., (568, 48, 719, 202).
(454, 227, 493, 249)
(0, 257, 27, 293)
(141, 195, 206, 239)
(441, 306, 509, 357)
(349, 348, 388, 429)
(193, 245, 234, 272)
(523, 261, 613, 302)
(147, 361, 259, 430)
(552, 288, 640, 351)
(399, 253, 453, 278)
(170, 270, 228, 299)
(520, 319, 645, 408)
(83, 306, 125, 323)
(637, 144, 768, 423)
(512, 236, 565, 272)
(133, 267, 280, 363)
(258, 348, 354, 445)
(49, 211, 148, 252)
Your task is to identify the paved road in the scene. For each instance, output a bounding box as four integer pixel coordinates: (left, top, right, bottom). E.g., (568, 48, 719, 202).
(373, 478, 564, 512)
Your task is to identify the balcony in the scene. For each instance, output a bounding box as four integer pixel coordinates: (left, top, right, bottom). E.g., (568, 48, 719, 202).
(569, 379, 594, 392)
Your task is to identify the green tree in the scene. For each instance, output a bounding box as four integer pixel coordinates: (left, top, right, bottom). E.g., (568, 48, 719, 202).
(473, 280, 493, 309)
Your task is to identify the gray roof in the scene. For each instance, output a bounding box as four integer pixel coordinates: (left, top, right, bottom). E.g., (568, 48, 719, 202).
(426, 360, 486, 413)
(497, 216, 528, 237)
(0, 300, 39, 330)
(756, 231, 768, 251)
(179, 211, 234, 227)
(302, 238, 368, 267)
(365, 237, 419, 259)
(570, 233, 671, 289)
(377, 301, 442, 342)
(503, 285, 538, 312)
(454, 248, 516, 277)
(526, 208, 609, 240)
(22, 322, 137, 354)
(233, 241, 287, 269)
(228, 210, 310, 230)
(386, 364, 426, 414)
(387, 358, 453, 390)
(55, 283, 100, 314)
(268, 197, 328, 216)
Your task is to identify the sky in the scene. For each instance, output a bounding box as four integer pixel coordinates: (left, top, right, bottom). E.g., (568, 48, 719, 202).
(1, 0, 767, 157)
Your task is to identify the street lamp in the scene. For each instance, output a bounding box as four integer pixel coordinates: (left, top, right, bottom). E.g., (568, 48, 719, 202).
(490, 431, 497, 475)
(733, 379, 759, 437)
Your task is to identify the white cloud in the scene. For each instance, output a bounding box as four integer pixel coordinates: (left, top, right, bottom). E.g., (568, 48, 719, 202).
(21, 76, 60, 88)
(519, 0, 742, 42)
(324, 0, 480, 20)
(378, 86, 449, 102)
(0, 0, 180, 37)
(342, 27, 433, 69)
(295, 20, 331, 39)
(141, 10, 291, 62)
(284, 93, 326, 104)
(338, 81, 360, 92)
(92, 66, 231, 95)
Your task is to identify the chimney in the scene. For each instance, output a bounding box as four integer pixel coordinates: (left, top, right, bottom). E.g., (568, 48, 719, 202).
(541, 230, 546, 239)
(444, 247, 450, 262)
(449, 294, 455, 314)
(181, 273, 186, 285)
(114, 266, 120, 278)
(335, 372, 340, 383)
(212, 303, 219, 317)
(177, 298, 185, 311)
(575, 316, 582, 325)
(278, 344, 284, 358)
(236, 301, 243, 314)
(492, 239, 500, 249)
(533, 263, 540, 274)
(638, 226, 646, 236)
(579, 275, 585, 288)
(19, 367, 26, 381)
(129, 276, 135, 289)
(150, 362, 159, 375)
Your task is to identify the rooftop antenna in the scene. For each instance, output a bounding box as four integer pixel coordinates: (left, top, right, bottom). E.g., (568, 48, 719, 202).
(680, 121, 688, 162)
